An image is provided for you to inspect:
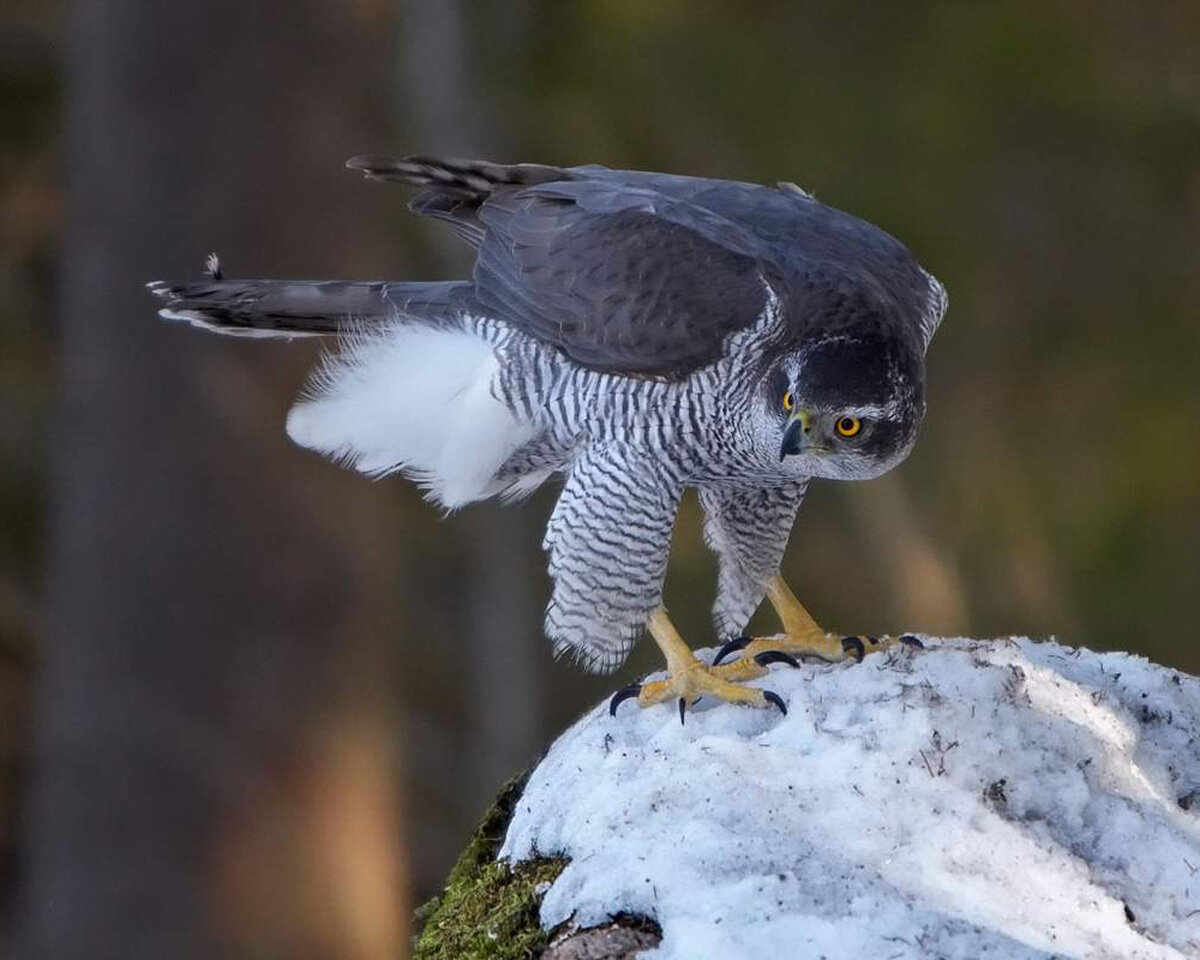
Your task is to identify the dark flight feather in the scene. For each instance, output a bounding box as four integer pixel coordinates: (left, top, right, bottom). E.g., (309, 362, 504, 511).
(154, 156, 945, 373)
(147, 274, 474, 338)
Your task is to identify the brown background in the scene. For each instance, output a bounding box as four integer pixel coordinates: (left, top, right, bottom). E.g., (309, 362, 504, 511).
(1, 2, 1198, 956)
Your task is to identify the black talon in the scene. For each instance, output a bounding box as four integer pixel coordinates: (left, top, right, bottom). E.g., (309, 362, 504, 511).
(865, 635, 880, 646)
(754, 650, 800, 669)
(762, 690, 788, 715)
(678, 697, 687, 725)
(609, 682, 642, 717)
(841, 636, 866, 663)
(899, 634, 925, 650)
(712, 635, 752, 665)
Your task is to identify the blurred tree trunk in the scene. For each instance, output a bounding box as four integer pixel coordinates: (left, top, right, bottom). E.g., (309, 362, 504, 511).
(397, 0, 551, 895)
(18, 2, 409, 958)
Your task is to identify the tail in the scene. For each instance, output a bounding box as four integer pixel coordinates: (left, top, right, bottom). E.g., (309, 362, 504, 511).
(150, 258, 539, 509)
(147, 255, 474, 338)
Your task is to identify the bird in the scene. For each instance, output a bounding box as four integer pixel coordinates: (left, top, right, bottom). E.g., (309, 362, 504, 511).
(148, 155, 946, 720)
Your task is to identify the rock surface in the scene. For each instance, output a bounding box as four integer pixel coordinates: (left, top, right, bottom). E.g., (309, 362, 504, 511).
(542, 916, 663, 959)
(500, 638, 1200, 959)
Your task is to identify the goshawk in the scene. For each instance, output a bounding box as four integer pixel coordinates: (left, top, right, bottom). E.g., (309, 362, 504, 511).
(149, 156, 946, 719)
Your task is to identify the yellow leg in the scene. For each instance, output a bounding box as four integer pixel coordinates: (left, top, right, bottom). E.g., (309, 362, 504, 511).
(765, 576, 842, 654)
(609, 607, 785, 720)
(711, 575, 923, 683)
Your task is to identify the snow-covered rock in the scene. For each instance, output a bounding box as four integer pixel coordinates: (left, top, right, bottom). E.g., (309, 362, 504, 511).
(501, 639, 1200, 959)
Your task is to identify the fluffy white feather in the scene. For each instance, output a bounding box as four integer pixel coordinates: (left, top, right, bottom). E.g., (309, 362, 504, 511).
(286, 322, 535, 508)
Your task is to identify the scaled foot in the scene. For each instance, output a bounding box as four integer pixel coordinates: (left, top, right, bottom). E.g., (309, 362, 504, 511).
(710, 631, 924, 682)
(609, 609, 789, 723)
(709, 575, 924, 682)
(609, 659, 787, 723)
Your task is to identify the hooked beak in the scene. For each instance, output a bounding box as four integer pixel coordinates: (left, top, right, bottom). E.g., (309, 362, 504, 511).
(779, 409, 810, 461)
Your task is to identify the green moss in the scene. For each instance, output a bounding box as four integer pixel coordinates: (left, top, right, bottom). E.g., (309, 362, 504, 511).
(414, 770, 569, 960)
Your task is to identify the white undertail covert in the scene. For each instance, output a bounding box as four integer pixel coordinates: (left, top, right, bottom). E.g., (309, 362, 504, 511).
(285, 321, 535, 508)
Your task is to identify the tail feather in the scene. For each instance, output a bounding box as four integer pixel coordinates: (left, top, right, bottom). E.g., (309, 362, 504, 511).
(346, 154, 576, 248)
(345, 154, 570, 193)
(148, 261, 475, 339)
(148, 254, 530, 507)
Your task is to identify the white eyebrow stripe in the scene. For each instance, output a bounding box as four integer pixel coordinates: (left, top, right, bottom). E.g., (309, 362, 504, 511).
(843, 402, 900, 419)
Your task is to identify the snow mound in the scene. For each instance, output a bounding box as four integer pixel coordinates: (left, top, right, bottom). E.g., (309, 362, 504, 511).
(501, 639, 1200, 959)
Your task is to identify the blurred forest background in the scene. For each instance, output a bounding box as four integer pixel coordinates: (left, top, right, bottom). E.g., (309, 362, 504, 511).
(1, 1, 1197, 957)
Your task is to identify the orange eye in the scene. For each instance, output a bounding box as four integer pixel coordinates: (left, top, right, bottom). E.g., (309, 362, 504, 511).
(835, 416, 862, 438)
(782, 391, 795, 412)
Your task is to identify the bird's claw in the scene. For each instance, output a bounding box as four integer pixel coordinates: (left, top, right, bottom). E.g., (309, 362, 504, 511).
(840, 636, 868, 662)
(609, 682, 642, 716)
(712, 635, 752, 666)
(754, 649, 801, 669)
(715, 638, 800, 670)
(841, 633, 924, 662)
(674, 688, 784, 723)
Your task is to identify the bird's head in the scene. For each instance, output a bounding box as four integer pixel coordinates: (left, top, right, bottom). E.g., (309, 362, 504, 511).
(758, 331, 925, 481)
